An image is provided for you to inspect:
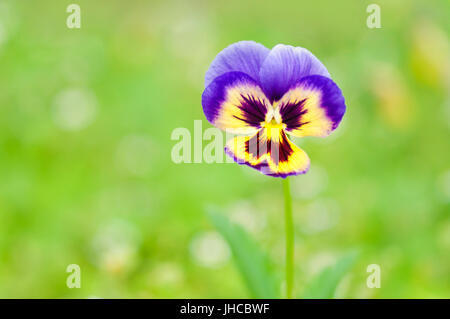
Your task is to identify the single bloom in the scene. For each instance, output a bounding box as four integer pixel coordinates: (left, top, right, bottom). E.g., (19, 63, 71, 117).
(202, 41, 346, 177)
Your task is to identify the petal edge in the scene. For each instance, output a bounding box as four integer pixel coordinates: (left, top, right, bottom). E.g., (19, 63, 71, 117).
(205, 41, 270, 87)
(224, 128, 310, 178)
(259, 45, 330, 102)
(202, 72, 270, 134)
(279, 75, 346, 138)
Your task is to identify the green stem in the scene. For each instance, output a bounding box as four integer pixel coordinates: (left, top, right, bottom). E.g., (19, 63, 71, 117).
(283, 177, 294, 299)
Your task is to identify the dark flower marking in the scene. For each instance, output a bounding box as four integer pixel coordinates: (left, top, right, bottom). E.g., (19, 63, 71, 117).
(233, 94, 267, 127)
(280, 98, 310, 130)
(244, 128, 294, 165)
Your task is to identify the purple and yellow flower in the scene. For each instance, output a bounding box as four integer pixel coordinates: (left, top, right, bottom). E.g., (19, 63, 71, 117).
(202, 41, 346, 177)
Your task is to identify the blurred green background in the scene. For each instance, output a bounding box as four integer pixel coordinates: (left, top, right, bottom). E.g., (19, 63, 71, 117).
(0, 0, 449, 298)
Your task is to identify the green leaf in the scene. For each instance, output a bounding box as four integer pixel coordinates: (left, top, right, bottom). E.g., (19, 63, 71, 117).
(301, 251, 358, 299)
(208, 207, 279, 299)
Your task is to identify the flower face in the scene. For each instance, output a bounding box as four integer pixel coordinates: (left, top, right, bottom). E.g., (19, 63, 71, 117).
(202, 41, 346, 177)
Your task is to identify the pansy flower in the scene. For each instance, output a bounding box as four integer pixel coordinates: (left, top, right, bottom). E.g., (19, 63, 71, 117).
(202, 41, 346, 177)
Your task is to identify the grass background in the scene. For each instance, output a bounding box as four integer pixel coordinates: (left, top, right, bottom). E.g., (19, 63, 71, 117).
(0, 0, 449, 298)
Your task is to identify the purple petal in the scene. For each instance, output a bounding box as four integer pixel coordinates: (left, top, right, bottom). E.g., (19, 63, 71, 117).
(259, 44, 330, 102)
(204, 41, 270, 87)
(279, 75, 346, 137)
(202, 71, 270, 134)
